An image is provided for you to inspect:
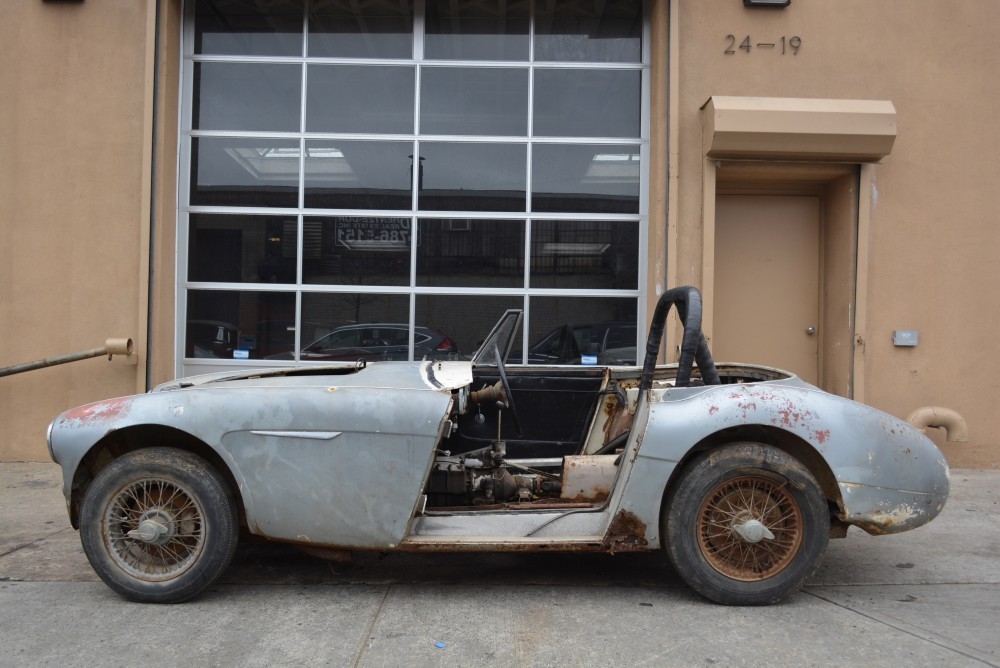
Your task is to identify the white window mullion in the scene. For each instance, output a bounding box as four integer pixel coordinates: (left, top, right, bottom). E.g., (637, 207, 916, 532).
(413, 0, 425, 61)
(294, 289, 303, 362)
(302, 1, 310, 58)
(410, 0, 424, 361)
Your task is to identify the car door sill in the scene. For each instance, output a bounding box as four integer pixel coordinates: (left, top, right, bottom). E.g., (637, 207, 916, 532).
(398, 535, 606, 552)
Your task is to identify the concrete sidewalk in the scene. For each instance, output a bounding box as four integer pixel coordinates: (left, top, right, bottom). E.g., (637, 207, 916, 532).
(1, 462, 998, 667)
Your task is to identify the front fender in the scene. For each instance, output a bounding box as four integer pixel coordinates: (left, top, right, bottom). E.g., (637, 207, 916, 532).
(48, 392, 251, 521)
(49, 384, 455, 547)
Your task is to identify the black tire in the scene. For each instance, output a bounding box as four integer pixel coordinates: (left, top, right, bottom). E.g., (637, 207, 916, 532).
(79, 448, 238, 603)
(663, 443, 829, 605)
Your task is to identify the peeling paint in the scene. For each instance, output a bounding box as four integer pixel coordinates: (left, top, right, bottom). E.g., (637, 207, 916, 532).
(61, 397, 132, 427)
(838, 477, 947, 535)
(723, 387, 823, 431)
(850, 503, 926, 535)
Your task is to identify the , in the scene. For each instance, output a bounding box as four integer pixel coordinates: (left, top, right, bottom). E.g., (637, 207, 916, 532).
(47, 287, 949, 606)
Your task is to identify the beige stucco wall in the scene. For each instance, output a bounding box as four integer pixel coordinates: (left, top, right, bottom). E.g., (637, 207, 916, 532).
(0, 0, 175, 461)
(670, 0, 1000, 467)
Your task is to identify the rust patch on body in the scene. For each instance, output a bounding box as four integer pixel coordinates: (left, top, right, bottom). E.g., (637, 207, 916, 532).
(61, 397, 132, 426)
(601, 397, 634, 443)
(601, 510, 648, 554)
(773, 402, 815, 429)
(725, 387, 823, 434)
(814, 429, 831, 444)
(563, 488, 611, 503)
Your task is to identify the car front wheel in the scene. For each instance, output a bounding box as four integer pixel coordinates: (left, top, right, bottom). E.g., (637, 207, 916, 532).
(79, 448, 238, 603)
(663, 443, 829, 605)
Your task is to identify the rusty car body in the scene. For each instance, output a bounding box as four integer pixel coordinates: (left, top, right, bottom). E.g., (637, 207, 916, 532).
(47, 287, 950, 605)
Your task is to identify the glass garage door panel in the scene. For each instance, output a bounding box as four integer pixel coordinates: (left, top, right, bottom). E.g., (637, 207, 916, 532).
(415, 295, 524, 360)
(194, 0, 303, 56)
(530, 220, 638, 290)
(424, 0, 529, 61)
(416, 219, 525, 288)
(528, 296, 638, 365)
(420, 68, 529, 137)
(417, 142, 527, 212)
(188, 214, 298, 284)
(534, 0, 643, 63)
(181, 1, 647, 370)
(302, 216, 411, 287)
(186, 289, 296, 360)
(309, 0, 414, 59)
(306, 65, 415, 135)
(531, 144, 640, 214)
(190, 137, 300, 208)
(298, 293, 412, 362)
(194, 63, 301, 132)
(533, 69, 641, 138)
(304, 140, 414, 211)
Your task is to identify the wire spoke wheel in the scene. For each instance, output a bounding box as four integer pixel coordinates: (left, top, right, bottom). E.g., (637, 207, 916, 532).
(696, 476, 803, 581)
(80, 448, 238, 603)
(104, 478, 206, 581)
(664, 443, 829, 605)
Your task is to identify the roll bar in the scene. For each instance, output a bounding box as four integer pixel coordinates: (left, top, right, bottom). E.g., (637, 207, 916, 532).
(639, 286, 720, 392)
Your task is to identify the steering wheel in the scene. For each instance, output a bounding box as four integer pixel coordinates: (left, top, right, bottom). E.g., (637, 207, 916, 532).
(494, 344, 524, 438)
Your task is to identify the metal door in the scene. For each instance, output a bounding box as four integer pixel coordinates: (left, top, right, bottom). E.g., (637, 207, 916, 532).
(713, 195, 820, 383)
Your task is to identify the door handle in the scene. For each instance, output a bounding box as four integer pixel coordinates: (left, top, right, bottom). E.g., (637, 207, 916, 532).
(805, 326, 817, 335)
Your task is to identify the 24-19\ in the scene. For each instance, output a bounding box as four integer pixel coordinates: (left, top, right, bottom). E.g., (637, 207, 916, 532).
(724, 35, 801, 55)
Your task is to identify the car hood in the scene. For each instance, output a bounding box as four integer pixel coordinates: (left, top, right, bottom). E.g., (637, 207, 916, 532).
(153, 360, 473, 394)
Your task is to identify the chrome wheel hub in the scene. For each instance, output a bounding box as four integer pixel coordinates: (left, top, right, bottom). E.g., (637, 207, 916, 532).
(127, 510, 173, 545)
(731, 517, 775, 543)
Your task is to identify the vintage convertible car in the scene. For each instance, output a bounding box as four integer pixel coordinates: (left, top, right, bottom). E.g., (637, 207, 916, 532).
(47, 287, 950, 605)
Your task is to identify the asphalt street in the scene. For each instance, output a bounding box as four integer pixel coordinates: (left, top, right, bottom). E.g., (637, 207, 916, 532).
(1, 462, 998, 667)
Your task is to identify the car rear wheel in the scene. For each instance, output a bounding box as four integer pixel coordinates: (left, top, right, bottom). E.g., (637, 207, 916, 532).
(663, 443, 829, 605)
(79, 448, 238, 603)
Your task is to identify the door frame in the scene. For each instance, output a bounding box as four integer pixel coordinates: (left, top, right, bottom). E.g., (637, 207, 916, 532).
(701, 159, 870, 399)
(673, 95, 897, 400)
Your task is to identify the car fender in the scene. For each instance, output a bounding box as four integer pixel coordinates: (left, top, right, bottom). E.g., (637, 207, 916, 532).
(50, 383, 454, 547)
(617, 381, 949, 546)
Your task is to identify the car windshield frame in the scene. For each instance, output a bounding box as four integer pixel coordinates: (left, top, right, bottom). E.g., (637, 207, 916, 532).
(471, 310, 523, 367)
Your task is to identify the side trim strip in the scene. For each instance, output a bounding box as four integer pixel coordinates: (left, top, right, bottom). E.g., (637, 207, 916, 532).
(251, 430, 342, 440)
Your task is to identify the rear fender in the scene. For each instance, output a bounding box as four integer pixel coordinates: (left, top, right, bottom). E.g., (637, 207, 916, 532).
(617, 382, 949, 545)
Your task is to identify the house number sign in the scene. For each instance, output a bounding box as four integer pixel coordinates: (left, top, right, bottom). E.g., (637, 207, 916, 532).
(724, 35, 802, 55)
